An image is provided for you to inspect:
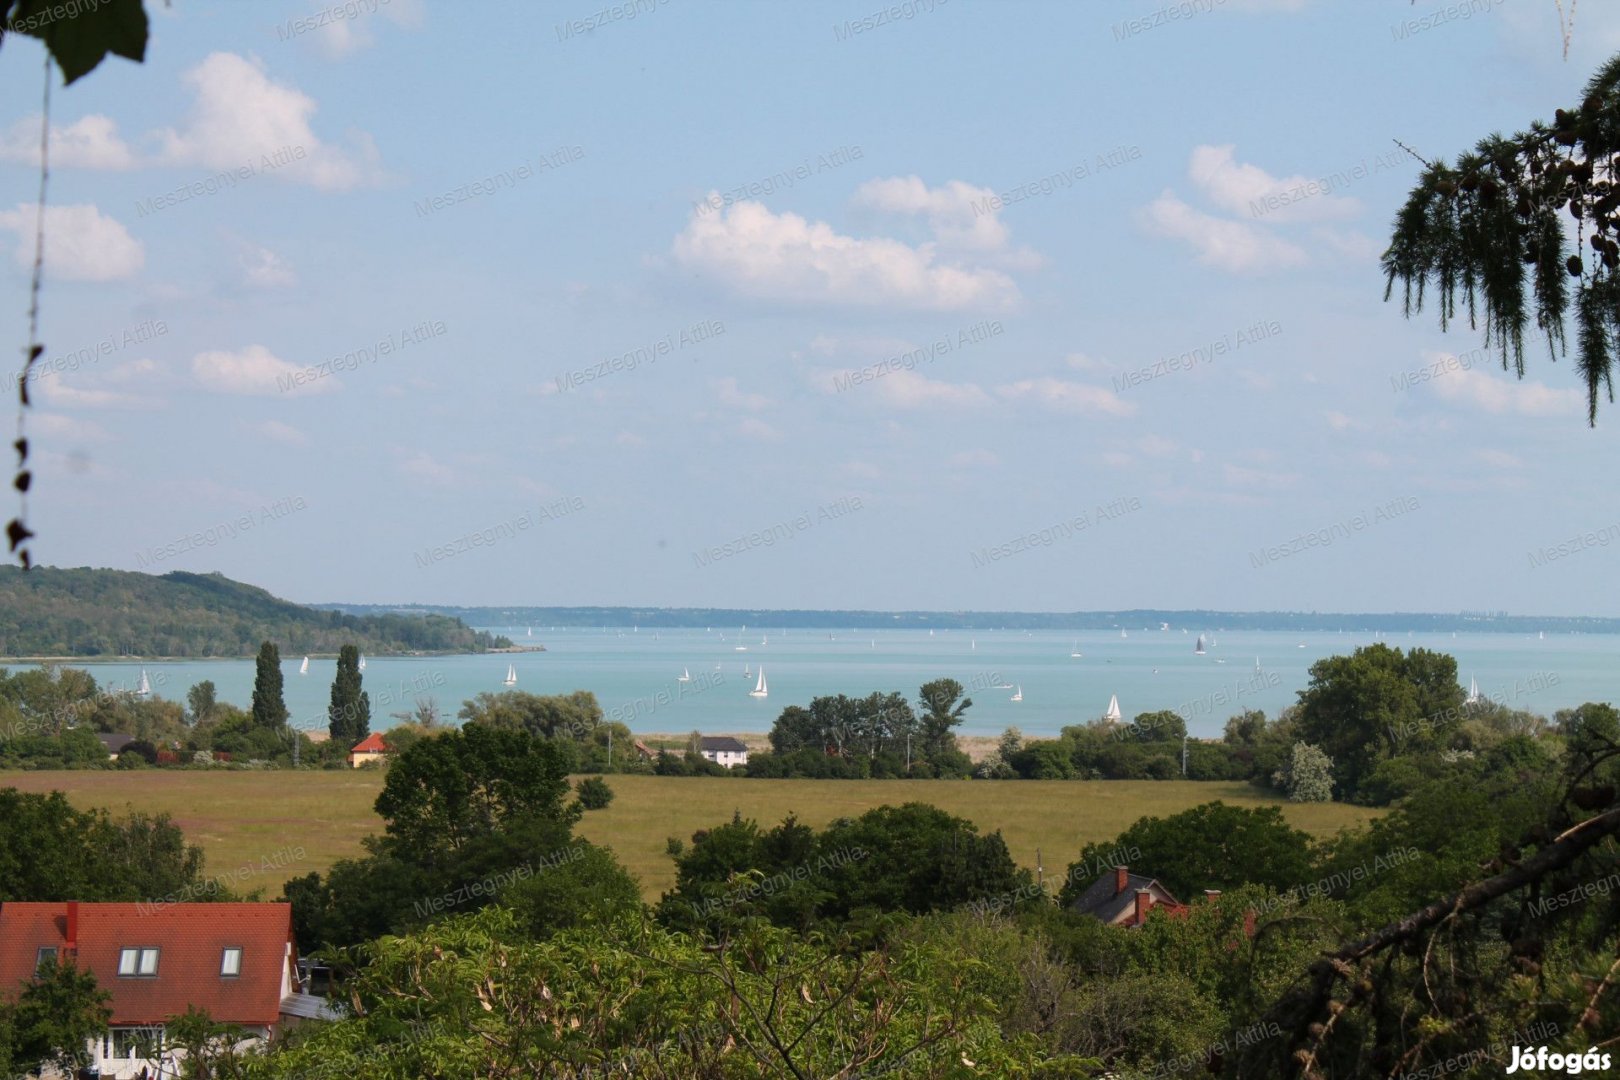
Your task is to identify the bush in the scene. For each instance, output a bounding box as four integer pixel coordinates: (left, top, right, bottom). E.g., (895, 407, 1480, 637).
(576, 776, 614, 810)
(1274, 741, 1335, 802)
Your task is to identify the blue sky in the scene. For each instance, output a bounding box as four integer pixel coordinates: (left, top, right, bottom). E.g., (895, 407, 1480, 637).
(3, 0, 1617, 614)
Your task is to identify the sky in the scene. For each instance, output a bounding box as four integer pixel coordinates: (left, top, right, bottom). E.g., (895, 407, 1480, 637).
(2, 0, 1618, 615)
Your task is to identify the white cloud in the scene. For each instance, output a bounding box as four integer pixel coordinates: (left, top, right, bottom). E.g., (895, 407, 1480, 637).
(33, 413, 110, 441)
(1102, 451, 1134, 467)
(255, 419, 308, 446)
(1222, 463, 1299, 490)
(292, 0, 425, 58)
(737, 417, 782, 441)
(995, 377, 1136, 417)
(1140, 192, 1306, 274)
(1474, 448, 1524, 469)
(1324, 410, 1359, 431)
(1066, 352, 1110, 372)
(156, 52, 381, 190)
(192, 345, 332, 396)
(1188, 144, 1359, 223)
(852, 175, 1009, 252)
(859, 370, 993, 410)
(948, 449, 1000, 468)
(238, 242, 297, 288)
(34, 372, 161, 410)
(399, 450, 454, 484)
(0, 114, 136, 169)
(1136, 434, 1179, 457)
(672, 198, 1021, 312)
(1427, 363, 1583, 417)
(0, 203, 143, 281)
(714, 376, 771, 410)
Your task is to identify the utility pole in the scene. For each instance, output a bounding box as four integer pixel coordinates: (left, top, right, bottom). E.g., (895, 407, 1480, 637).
(607, 728, 612, 768)
(1181, 735, 1188, 777)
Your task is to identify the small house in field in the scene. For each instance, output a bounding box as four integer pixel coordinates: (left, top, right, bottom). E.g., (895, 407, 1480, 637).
(96, 732, 135, 759)
(0, 901, 338, 1078)
(1069, 865, 1188, 927)
(347, 732, 389, 768)
(697, 736, 749, 768)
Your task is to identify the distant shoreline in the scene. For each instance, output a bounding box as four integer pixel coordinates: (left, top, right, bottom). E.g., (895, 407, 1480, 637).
(3, 646, 546, 663)
(320, 604, 1620, 634)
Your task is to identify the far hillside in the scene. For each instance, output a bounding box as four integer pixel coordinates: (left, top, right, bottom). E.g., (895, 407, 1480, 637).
(0, 567, 512, 658)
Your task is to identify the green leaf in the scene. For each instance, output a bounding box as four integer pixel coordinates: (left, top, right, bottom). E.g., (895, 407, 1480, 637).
(5, 0, 148, 86)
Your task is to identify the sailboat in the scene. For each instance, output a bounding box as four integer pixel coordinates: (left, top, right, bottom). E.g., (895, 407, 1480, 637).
(734, 625, 748, 651)
(1194, 634, 1207, 655)
(527, 626, 532, 637)
(749, 667, 768, 698)
(503, 664, 517, 687)
(1255, 656, 1262, 674)
(678, 667, 691, 683)
(1466, 677, 1482, 704)
(971, 639, 976, 651)
(358, 654, 366, 671)
(744, 663, 751, 679)
(1104, 694, 1122, 723)
(1538, 631, 1545, 640)
(1120, 630, 1128, 639)
(761, 635, 767, 647)
(136, 669, 151, 697)
(299, 656, 309, 675)
(1010, 685, 1022, 702)
(1070, 640, 1083, 657)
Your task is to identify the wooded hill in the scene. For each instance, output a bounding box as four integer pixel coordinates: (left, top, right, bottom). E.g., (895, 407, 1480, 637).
(0, 567, 510, 657)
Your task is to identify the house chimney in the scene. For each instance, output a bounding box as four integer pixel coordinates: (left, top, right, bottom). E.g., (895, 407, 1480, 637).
(1134, 888, 1152, 925)
(65, 901, 78, 955)
(1114, 865, 1129, 896)
(1204, 889, 1222, 902)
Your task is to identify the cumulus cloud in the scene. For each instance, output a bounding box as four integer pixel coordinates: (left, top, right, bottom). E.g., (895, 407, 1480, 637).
(156, 52, 381, 190)
(995, 377, 1136, 417)
(852, 175, 1011, 252)
(1188, 144, 1360, 222)
(673, 195, 1021, 312)
(0, 114, 136, 169)
(715, 376, 771, 410)
(255, 419, 308, 446)
(1140, 192, 1307, 274)
(237, 242, 297, 288)
(737, 417, 782, 440)
(192, 345, 334, 396)
(0, 203, 143, 281)
(857, 370, 993, 410)
(1427, 364, 1583, 417)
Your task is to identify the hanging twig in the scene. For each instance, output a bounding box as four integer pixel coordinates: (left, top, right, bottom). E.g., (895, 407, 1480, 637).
(1553, 0, 1577, 60)
(10, 52, 50, 569)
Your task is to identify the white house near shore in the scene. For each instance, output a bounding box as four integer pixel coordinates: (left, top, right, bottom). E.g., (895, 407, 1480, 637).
(698, 736, 749, 768)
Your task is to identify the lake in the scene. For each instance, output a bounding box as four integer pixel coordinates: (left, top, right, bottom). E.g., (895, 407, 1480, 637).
(11, 625, 1613, 740)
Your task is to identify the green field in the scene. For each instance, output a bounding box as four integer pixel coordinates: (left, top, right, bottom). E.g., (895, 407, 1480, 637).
(0, 771, 1382, 900)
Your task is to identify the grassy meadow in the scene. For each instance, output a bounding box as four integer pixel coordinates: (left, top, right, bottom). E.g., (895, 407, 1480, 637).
(0, 771, 1381, 900)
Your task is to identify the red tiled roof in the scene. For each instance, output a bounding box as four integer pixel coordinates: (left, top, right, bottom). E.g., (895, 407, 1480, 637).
(0, 902, 294, 1025)
(350, 733, 388, 754)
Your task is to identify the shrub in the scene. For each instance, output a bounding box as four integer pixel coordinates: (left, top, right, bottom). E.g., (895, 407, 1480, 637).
(576, 776, 614, 810)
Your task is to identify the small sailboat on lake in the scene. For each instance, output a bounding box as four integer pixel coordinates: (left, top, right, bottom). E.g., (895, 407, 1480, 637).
(299, 656, 309, 675)
(1104, 694, 1122, 723)
(503, 664, 517, 687)
(749, 667, 768, 698)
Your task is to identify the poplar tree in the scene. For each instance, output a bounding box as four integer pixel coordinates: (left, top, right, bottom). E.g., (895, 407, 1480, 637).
(251, 641, 288, 729)
(328, 644, 371, 745)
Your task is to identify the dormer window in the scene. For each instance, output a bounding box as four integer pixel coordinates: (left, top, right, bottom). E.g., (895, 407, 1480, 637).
(34, 946, 56, 974)
(221, 947, 242, 977)
(117, 947, 159, 977)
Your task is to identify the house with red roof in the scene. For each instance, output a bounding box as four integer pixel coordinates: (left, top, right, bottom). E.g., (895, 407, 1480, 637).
(1068, 865, 1191, 927)
(0, 901, 337, 1078)
(347, 731, 390, 768)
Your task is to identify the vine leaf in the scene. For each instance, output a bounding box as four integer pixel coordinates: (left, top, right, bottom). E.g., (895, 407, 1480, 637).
(1, 0, 148, 85)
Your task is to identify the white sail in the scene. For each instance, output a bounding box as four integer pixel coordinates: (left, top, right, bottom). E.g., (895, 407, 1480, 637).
(1120, 630, 1127, 639)
(504, 664, 517, 686)
(678, 667, 691, 683)
(1010, 685, 1022, 702)
(299, 656, 309, 675)
(1104, 694, 1122, 723)
(749, 667, 768, 697)
(358, 654, 366, 671)
(1071, 640, 1082, 657)
(136, 669, 151, 696)
(1466, 677, 1481, 704)
(1255, 656, 1262, 673)
(1194, 634, 1207, 655)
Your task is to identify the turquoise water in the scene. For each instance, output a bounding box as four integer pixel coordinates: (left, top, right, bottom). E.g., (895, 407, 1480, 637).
(10, 627, 1614, 740)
